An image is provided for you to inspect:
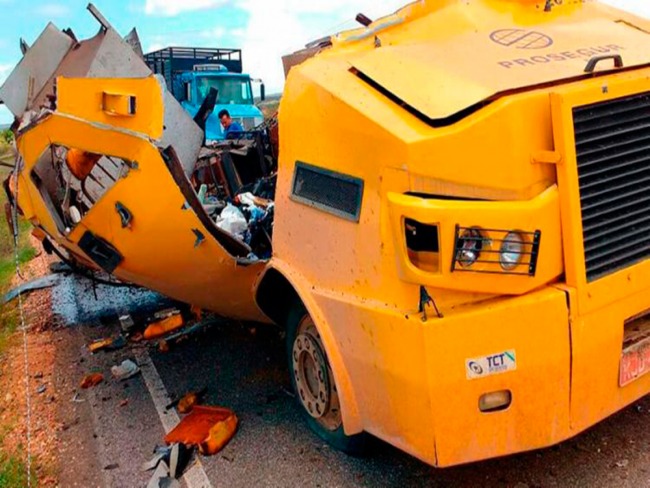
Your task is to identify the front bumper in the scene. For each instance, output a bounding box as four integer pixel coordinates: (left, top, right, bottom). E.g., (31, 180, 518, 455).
(311, 281, 650, 467)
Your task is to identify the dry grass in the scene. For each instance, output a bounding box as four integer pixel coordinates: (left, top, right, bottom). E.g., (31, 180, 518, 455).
(0, 146, 38, 487)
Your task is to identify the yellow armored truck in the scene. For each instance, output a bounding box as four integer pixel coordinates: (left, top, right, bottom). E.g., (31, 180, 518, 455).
(2, 0, 650, 467)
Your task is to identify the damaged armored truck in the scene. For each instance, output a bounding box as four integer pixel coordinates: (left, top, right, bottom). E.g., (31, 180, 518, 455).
(3, 0, 650, 469)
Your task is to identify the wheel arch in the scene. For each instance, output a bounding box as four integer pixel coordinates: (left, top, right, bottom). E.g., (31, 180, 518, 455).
(255, 262, 363, 435)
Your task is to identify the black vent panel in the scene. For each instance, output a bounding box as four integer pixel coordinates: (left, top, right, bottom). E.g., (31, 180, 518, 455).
(573, 92, 650, 282)
(291, 162, 364, 222)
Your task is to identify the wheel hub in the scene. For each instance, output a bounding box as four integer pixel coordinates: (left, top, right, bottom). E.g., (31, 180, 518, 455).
(292, 332, 330, 419)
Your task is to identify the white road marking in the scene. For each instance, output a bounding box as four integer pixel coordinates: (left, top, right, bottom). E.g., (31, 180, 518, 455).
(135, 348, 213, 488)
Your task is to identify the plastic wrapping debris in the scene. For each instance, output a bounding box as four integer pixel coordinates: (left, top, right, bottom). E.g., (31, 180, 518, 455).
(237, 192, 272, 209)
(197, 184, 208, 204)
(146, 461, 181, 488)
(215, 203, 247, 240)
(111, 359, 140, 381)
(143, 444, 192, 478)
(164, 406, 238, 456)
(80, 373, 104, 389)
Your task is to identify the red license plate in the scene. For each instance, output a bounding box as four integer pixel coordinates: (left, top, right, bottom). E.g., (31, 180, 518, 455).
(619, 336, 650, 387)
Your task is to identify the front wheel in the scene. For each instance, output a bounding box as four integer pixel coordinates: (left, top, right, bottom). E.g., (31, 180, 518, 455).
(286, 303, 368, 455)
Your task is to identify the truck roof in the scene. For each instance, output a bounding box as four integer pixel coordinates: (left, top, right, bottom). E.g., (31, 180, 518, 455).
(328, 0, 650, 126)
(145, 47, 243, 75)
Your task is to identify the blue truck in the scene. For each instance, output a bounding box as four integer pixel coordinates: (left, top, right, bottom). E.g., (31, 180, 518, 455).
(145, 47, 266, 141)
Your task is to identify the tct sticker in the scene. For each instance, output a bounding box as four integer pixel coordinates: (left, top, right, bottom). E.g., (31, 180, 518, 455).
(466, 350, 517, 380)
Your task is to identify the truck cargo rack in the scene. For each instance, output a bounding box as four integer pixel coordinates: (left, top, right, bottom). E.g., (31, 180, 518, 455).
(145, 47, 244, 90)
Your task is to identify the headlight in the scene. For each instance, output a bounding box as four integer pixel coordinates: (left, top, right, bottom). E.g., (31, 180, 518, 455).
(456, 228, 483, 267)
(500, 232, 524, 270)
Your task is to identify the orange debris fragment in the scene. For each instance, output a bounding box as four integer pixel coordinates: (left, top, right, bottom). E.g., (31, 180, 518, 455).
(164, 406, 238, 456)
(144, 314, 184, 340)
(80, 373, 104, 389)
(177, 391, 200, 414)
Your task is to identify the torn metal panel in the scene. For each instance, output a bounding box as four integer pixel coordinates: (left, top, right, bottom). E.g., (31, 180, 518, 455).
(124, 28, 144, 59)
(31, 28, 152, 111)
(87, 2, 114, 32)
(2, 274, 62, 304)
(159, 86, 203, 176)
(56, 76, 164, 140)
(87, 27, 151, 78)
(4, 3, 203, 172)
(19, 38, 29, 55)
(0, 23, 73, 117)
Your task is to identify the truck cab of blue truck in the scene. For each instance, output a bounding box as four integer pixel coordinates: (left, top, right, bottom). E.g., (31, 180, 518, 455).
(145, 47, 265, 141)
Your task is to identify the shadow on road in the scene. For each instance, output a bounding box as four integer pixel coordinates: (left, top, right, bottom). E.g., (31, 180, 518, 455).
(148, 320, 649, 488)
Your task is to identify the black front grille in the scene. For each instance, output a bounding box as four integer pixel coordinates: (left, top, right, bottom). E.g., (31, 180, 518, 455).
(573, 92, 650, 281)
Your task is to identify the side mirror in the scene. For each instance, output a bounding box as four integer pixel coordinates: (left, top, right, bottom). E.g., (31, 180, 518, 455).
(251, 78, 265, 102)
(184, 82, 191, 102)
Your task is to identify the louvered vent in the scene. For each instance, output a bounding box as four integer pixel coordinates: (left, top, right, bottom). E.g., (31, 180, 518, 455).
(573, 92, 650, 282)
(291, 162, 364, 222)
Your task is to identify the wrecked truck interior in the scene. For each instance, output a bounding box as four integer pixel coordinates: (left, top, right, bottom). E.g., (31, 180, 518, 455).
(1, 4, 278, 321)
(6, 11, 276, 251)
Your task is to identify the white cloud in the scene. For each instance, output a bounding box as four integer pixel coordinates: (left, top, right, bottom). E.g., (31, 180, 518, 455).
(140, 0, 407, 93)
(602, 0, 650, 18)
(141, 0, 648, 96)
(0, 63, 13, 84)
(145, 0, 229, 16)
(238, 0, 408, 94)
(34, 3, 70, 17)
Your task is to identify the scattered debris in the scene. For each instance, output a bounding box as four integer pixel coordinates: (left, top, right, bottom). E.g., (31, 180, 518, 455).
(88, 335, 127, 353)
(615, 459, 629, 468)
(119, 399, 129, 407)
(177, 388, 207, 414)
(119, 314, 136, 333)
(281, 387, 296, 398)
(142, 444, 192, 476)
(36, 384, 47, 394)
(103, 463, 120, 470)
(144, 444, 192, 487)
(146, 461, 181, 488)
(130, 332, 144, 343)
(215, 203, 248, 240)
(165, 406, 238, 456)
(111, 359, 140, 381)
(71, 392, 86, 403)
(2, 274, 62, 304)
(157, 317, 222, 350)
(144, 312, 184, 340)
(80, 373, 104, 389)
(49, 261, 73, 273)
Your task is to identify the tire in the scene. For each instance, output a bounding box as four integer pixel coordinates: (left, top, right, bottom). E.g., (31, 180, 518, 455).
(285, 302, 368, 455)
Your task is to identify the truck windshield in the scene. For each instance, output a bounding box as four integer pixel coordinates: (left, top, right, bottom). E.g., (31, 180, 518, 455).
(197, 76, 253, 105)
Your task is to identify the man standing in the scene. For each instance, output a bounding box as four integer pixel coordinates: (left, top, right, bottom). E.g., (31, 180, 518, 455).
(218, 109, 244, 139)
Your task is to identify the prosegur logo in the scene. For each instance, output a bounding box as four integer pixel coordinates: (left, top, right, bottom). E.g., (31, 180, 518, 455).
(490, 29, 554, 50)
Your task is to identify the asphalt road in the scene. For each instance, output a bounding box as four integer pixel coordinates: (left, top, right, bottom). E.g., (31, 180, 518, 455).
(51, 311, 650, 488)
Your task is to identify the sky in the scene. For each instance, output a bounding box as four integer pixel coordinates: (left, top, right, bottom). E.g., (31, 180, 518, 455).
(0, 0, 647, 124)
